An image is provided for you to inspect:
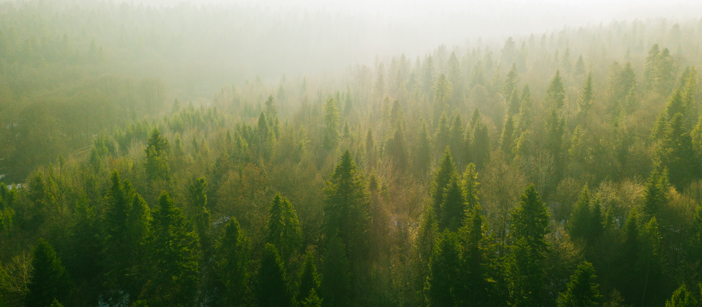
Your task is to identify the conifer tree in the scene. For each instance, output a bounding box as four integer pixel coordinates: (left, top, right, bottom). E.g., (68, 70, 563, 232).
(434, 74, 452, 123)
(323, 97, 340, 150)
(665, 284, 698, 307)
(471, 118, 491, 170)
(449, 115, 466, 166)
(426, 231, 460, 307)
(298, 251, 320, 302)
(104, 171, 133, 296)
(215, 218, 249, 307)
(415, 209, 438, 301)
(459, 205, 492, 306)
(511, 184, 550, 255)
(324, 150, 370, 265)
(656, 113, 699, 191)
(25, 239, 72, 307)
(386, 128, 408, 172)
(144, 128, 170, 181)
(642, 168, 670, 218)
(321, 236, 351, 307)
(256, 244, 292, 307)
(415, 120, 432, 178)
(546, 109, 566, 178)
(578, 73, 594, 118)
(462, 163, 480, 212)
(508, 238, 543, 307)
(568, 186, 591, 242)
(431, 148, 457, 221)
(189, 178, 211, 258)
(147, 192, 199, 306)
(546, 70, 566, 109)
(366, 128, 376, 168)
(302, 289, 323, 307)
(266, 193, 302, 261)
(435, 114, 451, 157)
(126, 194, 151, 300)
(440, 176, 465, 232)
(500, 114, 516, 160)
(504, 63, 520, 100)
(557, 262, 601, 307)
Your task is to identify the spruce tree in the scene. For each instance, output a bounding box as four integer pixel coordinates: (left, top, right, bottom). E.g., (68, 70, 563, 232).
(298, 250, 321, 302)
(323, 97, 340, 150)
(656, 113, 699, 191)
(324, 150, 370, 265)
(568, 186, 591, 242)
(440, 176, 465, 232)
(125, 194, 151, 301)
(500, 114, 516, 160)
(104, 171, 133, 294)
(321, 236, 351, 307)
(459, 205, 491, 306)
(415, 120, 432, 178)
(665, 284, 698, 307)
(557, 262, 601, 307)
(431, 148, 457, 222)
(511, 184, 551, 256)
(25, 239, 72, 307)
(471, 117, 491, 170)
(215, 218, 249, 307)
(144, 128, 170, 181)
(256, 244, 292, 307)
(426, 231, 460, 307)
(147, 192, 199, 306)
(266, 193, 302, 261)
(546, 70, 566, 109)
(434, 74, 452, 123)
(642, 168, 670, 218)
(189, 178, 211, 259)
(462, 163, 480, 212)
(578, 73, 594, 117)
(449, 115, 466, 166)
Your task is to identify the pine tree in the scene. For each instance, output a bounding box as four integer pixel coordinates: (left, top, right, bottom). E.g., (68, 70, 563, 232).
(508, 238, 543, 307)
(92, 172, 132, 298)
(557, 262, 601, 307)
(511, 184, 551, 256)
(415, 120, 432, 178)
(458, 205, 492, 306)
(426, 231, 460, 307)
(215, 218, 249, 307)
(144, 128, 170, 181)
(504, 63, 520, 100)
(189, 178, 211, 258)
(449, 115, 466, 166)
(546, 109, 566, 178)
(471, 117, 491, 170)
(415, 209, 438, 301)
(323, 97, 340, 150)
(298, 250, 320, 302)
(126, 194, 151, 301)
(435, 114, 451, 157)
(656, 113, 699, 191)
(266, 193, 302, 261)
(68, 201, 104, 304)
(324, 150, 370, 265)
(147, 192, 199, 306)
(386, 127, 408, 172)
(568, 186, 591, 242)
(578, 73, 594, 117)
(256, 244, 292, 307)
(665, 284, 698, 307)
(431, 148, 457, 222)
(462, 163, 480, 212)
(642, 167, 670, 218)
(500, 114, 515, 160)
(434, 74, 452, 123)
(321, 236, 351, 307)
(25, 239, 72, 307)
(366, 128, 376, 168)
(440, 175, 465, 232)
(546, 71, 566, 109)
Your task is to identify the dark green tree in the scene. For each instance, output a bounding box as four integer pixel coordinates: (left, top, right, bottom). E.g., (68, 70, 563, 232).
(189, 178, 211, 259)
(298, 250, 321, 303)
(462, 163, 480, 212)
(144, 128, 170, 181)
(642, 167, 670, 218)
(415, 120, 432, 178)
(321, 236, 351, 307)
(458, 205, 492, 306)
(431, 148, 457, 222)
(511, 184, 551, 255)
(215, 218, 249, 307)
(104, 171, 133, 293)
(25, 239, 72, 307)
(266, 193, 303, 261)
(440, 175, 465, 232)
(426, 231, 460, 307)
(256, 244, 292, 307)
(449, 115, 466, 166)
(557, 262, 601, 307)
(471, 116, 491, 170)
(500, 113, 516, 160)
(147, 192, 199, 307)
(656, 113, 699, 191)
(324, 150, 370, 265)
(546, 70, 566, 109)
(665, 284, 698, 307)
(323, 97, 340, 150)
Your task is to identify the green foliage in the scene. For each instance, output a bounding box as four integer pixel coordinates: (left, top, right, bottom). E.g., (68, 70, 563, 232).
(426, 231, 461, 307)
(25, 239, 72, 307)
(147, 192, 199, 306)
(256, 244, 292, 307)
(215, 218, 249, 307)
(557, 262, 601, 307)
(665, 284, 698, 307)
(432, 148, 457, 222)
(511, 185, 551, 256)
(323, 98, 340, 150)
(266, 193, 303, 261)
(321, 236, 351, 307)
(440, 176, 465, 232)
(144, 129, 171, 182)
(298, 251, 320, 303)
(546, 71, 566, 109)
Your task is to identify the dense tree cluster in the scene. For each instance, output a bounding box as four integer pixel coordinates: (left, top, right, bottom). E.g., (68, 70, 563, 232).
(2, 2, 702, 307)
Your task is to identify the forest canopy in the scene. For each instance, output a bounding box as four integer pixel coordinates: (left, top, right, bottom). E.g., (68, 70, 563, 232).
(1, 1, 702, 307)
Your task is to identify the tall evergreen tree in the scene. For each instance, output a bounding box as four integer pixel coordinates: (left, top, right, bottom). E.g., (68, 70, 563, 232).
(215, 218, 249, 307)
(147, 192, 199, 307)
(256, 244, 292, 307)
(665, 284, 698, 307)
(415, 120, 432, 178)
(642, 167, 670, 218)
(434, 74, 452, 123)
(449, 115, 466, 166)
(557, 262, 601, 307)
(500, 114, 516, 160)
(324, 150, 370, 265)
(546, 70, 566, 109)
(578, 73, 594, 118)
(656, 113, 699, 191)
(458, 205, 492, 306)
(504, 63, 520, 100)
(266, 193, 303, 261)
(144, 128, 170, 181)
(189, 178, 211, 258)
(298, 251, 321, 303)
(431, 148, 457, 222)
(321, 236, 351, 307)
(323, 97, 340, 150)
(25, 239, 72, 307)
(511, 184, 551, 255)
(471, 117, 491, 170)
(462, 163, 480, 212)
(440, 175, 465, 232)
(426, 231, 460, 307)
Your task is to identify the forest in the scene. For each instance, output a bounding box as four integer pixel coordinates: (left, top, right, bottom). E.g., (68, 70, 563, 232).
(2, 1, 702, 307)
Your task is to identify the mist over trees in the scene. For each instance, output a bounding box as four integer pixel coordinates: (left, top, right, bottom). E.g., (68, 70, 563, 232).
(2, 0, 702, 306)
